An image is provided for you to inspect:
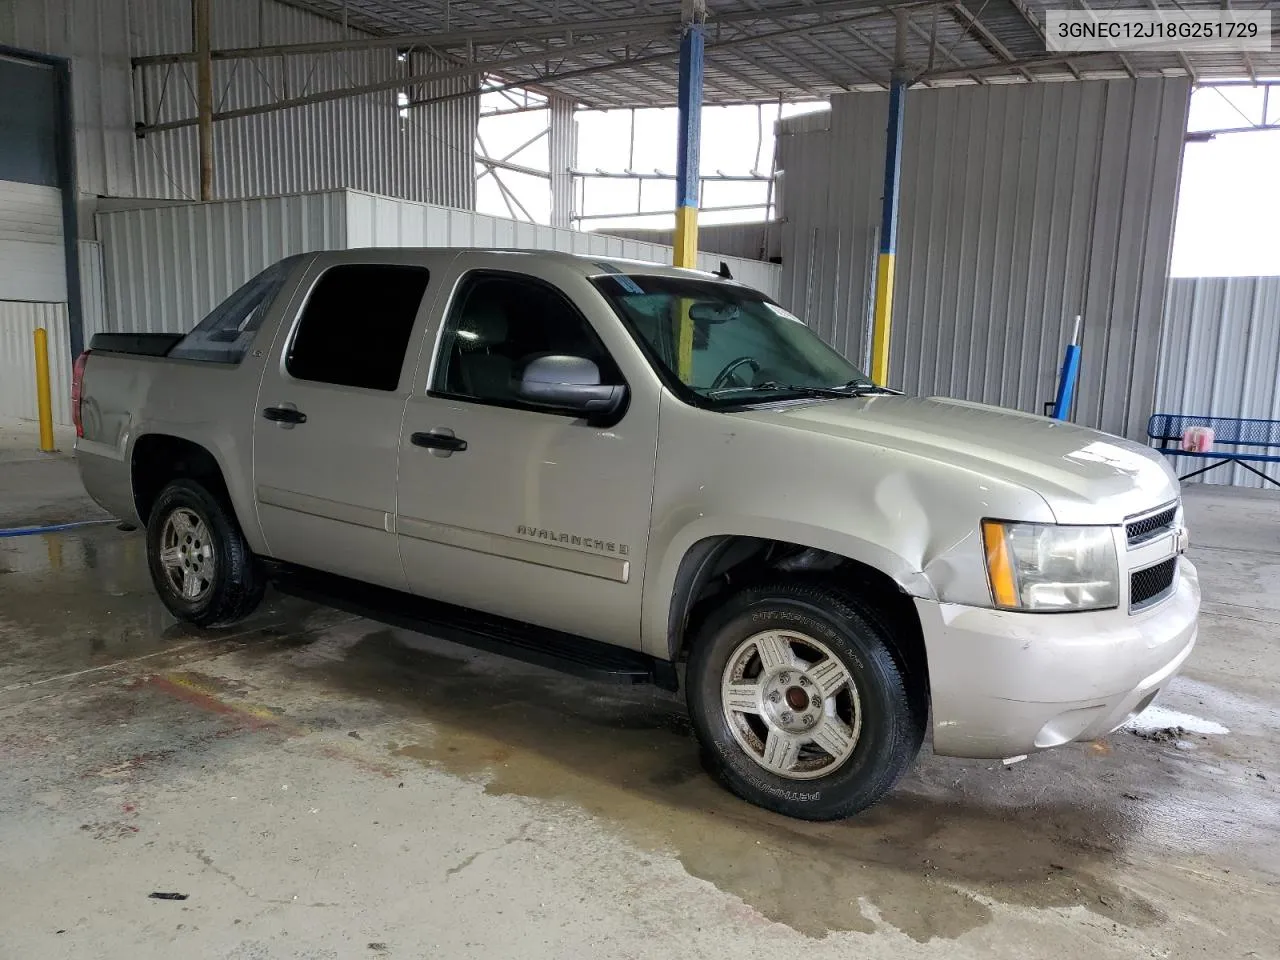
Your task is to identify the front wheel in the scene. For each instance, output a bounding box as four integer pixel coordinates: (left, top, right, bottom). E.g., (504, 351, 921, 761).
(145, 479, 265, 628)
(686, 580, 925, 820)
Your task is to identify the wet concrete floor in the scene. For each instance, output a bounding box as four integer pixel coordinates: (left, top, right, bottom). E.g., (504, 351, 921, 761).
(1, 469, 1277, 959)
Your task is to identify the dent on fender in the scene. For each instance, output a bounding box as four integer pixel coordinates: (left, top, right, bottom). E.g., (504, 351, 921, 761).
(870, 471, 985, 601)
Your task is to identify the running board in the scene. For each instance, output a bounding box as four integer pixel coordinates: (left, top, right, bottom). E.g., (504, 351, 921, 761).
(267, 563, 678, 691)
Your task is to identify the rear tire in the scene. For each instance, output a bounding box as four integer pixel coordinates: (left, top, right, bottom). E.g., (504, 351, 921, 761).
(686, 580, 925, 821)
(145, 479, 265, 628)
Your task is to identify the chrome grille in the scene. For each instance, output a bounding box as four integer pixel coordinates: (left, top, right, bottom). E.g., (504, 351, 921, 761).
(1126, 504, 1177, 547)
(1131, 557, 1178, 610)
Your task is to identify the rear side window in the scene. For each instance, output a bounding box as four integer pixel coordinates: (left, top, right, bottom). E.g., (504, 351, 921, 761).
(169, 256, 300, 363)
(287, 264, 431, 391)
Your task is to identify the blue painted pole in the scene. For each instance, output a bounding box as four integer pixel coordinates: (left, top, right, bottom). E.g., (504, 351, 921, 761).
(1052, 315, 1083, 420)
(673, 11, 705, 382)
(673, 20, 704, 271)
(870, 74, 906, 386)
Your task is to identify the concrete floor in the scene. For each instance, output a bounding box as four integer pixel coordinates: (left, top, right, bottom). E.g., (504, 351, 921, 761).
(1, 427, 1277, 959)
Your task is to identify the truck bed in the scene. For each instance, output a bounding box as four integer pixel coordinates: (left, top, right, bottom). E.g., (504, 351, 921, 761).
(89, 333, 186, 357)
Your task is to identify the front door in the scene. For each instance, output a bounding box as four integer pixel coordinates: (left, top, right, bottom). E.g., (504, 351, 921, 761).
(395, 259, 660, 649)
(253, 254, 439, 590)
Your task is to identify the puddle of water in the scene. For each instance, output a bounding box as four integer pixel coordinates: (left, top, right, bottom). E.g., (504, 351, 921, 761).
(9, 527, 1278, 945)
(296, 628, 1169, 942)
(0, 527, 336, 698)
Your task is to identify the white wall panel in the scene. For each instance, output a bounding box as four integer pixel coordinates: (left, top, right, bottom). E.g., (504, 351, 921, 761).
(130, 0, 477, 207)
(341, 190, 782, 297)
(79, 239, 106, 342)
(0, 0, 137, 198)
(777, 78, 1190, 440)
(602, 222, 782, 263)
(97, 191, 346, 334)
(96, 190, 782, 338)
(0, 181, 66, 301)
(1, 0, 478, 207)
(0, 300, 72, 425)
(1155, 276, 1280, 487)
(549, 96, 576, 230)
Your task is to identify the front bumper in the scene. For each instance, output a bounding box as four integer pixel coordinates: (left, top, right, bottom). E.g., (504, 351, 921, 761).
(916, 559, 1200, 759)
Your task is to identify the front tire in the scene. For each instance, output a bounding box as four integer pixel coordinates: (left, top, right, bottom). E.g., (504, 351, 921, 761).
(686, 580, 925, 821)
(146, 479, 264, 628)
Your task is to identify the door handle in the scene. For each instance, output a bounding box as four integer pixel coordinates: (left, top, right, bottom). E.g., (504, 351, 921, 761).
(263, 405, 307, 426)
(411, 429, 467, 455)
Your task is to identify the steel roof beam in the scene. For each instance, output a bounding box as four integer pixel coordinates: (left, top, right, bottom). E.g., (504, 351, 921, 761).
(900, 6, 971, 86)
(948, 2, 1033, 82)
(1074, 0, 1137, 80)
(133, 0, 933, 66)
(1221, 0, 1259, 84)
(1004, 0, 1081, 79)
(917, 51, 1124, 81)
(718, 42, 831, 96)
(1143, 0, 1197, 82)
(701, 58, 790, 99)
(135, 30, 674, 133)
(716, 0, 850, 92)
(406, 10, 911, 108)
(132, 16, 680, 66)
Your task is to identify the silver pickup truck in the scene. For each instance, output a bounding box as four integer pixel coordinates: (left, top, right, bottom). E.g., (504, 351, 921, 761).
(73, 248, 1199, 820)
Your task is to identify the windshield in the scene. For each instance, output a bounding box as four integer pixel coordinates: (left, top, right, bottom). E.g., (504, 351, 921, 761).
(590, 272, 872, 405)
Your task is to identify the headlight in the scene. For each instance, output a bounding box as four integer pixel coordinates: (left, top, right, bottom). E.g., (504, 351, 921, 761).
(982, 520, 1119, 612)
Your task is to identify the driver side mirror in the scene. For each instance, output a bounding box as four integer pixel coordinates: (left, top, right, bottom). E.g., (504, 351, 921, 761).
(517, 355, 627, 423)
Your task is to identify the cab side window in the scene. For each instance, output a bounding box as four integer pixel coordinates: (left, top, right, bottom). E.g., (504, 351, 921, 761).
(287, 264, 431, 391)
(434, 273, 620, 406)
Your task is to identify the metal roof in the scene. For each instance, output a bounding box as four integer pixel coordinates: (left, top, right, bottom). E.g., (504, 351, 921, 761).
(273, 0, 1280, 108)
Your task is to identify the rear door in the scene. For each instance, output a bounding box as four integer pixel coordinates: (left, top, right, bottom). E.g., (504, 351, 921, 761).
(252, 252, 446, 590)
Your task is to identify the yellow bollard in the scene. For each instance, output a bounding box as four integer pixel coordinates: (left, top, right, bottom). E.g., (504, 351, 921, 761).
(33, 327, 56, 453)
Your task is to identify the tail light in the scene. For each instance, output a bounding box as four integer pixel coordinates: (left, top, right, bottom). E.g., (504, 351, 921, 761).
(71, 350, 90, 438)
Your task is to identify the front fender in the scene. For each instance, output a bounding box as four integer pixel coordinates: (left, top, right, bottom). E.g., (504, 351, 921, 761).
(639, 513, 933, 660)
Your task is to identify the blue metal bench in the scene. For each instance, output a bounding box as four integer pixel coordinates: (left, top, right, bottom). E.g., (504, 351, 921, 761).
(1147, 413, 1280, 487)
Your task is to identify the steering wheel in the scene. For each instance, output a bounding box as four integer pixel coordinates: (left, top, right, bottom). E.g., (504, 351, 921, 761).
(710, 356, 761, 390)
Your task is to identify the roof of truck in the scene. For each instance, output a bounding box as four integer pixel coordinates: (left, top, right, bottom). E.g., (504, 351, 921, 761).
(316, 247, 737, 283)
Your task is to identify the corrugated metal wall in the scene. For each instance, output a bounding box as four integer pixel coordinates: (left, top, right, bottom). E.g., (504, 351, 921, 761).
(79, 239, 106, 342)
(132, 0, 477, 206)
(0, 0, 479, 425)
(0, 301, 72, 424)
(97, 191, 346, 334)
(0, 180, 67, 301)
(1155, 276, 1280, 487)
(0, 0, 137, 199)
(601, 221, 782, 263)
(549, 96, 576, 230)
(342, 190, 781, 298)
(777, 79, 1191, 440)
(0, 0, 478, 207)
(94, 189, 782, 336)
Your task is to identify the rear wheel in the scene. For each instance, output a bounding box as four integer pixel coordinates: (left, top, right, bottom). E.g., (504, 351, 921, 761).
(146, 479, 264, 627)
(686, 580, 925, 820)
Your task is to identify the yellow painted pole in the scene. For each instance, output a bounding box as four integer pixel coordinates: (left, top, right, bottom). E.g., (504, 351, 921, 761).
(33, 327, 56, 453)
(870, 253, 895, 385)
(673, 16, 704, 383)
(871, 15, 908, 386)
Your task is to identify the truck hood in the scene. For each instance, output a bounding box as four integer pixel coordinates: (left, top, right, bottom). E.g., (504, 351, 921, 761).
(737, 395, 1179, 524)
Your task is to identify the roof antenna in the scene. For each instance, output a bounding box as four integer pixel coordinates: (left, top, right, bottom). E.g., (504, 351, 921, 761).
(715, 260, 733, 280)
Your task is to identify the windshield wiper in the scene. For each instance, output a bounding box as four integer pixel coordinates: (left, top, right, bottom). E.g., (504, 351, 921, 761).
(707, 380, 866, 400)
(839, 379, 900, 396)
